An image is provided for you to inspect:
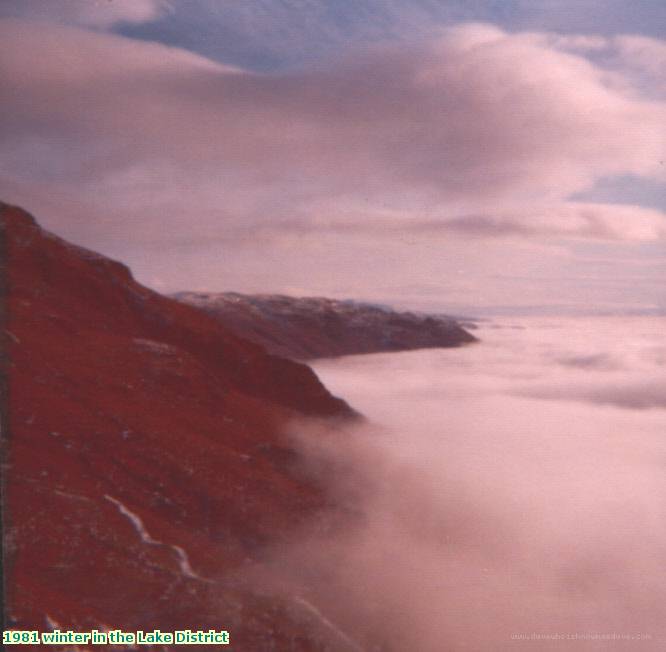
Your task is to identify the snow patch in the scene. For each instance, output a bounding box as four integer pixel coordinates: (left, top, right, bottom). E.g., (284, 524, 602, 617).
(293, 596, 365, 652)
(133, 338, 179, 355)
(45, 614, 62, 631)
(53, 488, 92, 503)
(104, 494, 212, 583)
(171, 544, 201, 578)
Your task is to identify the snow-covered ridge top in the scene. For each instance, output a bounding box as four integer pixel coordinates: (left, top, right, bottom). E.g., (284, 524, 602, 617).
(172, 291, 478, 360)
(174, 291, 464, 322)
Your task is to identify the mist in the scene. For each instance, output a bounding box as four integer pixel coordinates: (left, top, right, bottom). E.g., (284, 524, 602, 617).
(270, 317, 666, 650)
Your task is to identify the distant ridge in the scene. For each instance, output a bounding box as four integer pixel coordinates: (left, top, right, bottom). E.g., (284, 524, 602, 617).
(173, 291, 478, 360)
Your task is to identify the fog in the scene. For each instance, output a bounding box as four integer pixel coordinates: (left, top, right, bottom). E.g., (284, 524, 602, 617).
(274, 317, 666, 650)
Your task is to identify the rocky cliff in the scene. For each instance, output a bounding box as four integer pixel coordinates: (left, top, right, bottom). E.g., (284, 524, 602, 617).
(0, 202, 357, 650)
(173, 292, 477, 360)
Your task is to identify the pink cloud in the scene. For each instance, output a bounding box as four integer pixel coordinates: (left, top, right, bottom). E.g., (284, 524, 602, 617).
(0, 18, 664, 276)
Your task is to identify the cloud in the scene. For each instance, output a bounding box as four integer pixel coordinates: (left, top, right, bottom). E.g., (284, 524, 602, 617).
(520, 378, 666, 409)
(101, 1, 666, 72)
(262, 316, 666, 650)
(286, 201, 666, 241)
(613, 35, 666, 97)
(1, 20, 664, 236)
(556, 352, 620, 370)
(0, 18, 664, 307)
(440, 203, 666, 240)
(0, 0, 170, 28)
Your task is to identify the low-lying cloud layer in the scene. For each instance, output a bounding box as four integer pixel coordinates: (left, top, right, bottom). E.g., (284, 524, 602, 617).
(275, 317, 666, 650)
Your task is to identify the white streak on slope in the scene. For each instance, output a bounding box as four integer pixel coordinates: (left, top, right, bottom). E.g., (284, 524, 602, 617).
(293, 596, 365, 652)
(44, 614, 62, 631)
(104, 494, 212, 583)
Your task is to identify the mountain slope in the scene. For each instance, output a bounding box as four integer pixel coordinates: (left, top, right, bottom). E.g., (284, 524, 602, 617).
(173, 292, 477, 360)
(1, 202, 356, 649)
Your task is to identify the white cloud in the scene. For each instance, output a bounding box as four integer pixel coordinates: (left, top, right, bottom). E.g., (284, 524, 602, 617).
(2, 20, 664, 221)
(270, 317, 666, 650)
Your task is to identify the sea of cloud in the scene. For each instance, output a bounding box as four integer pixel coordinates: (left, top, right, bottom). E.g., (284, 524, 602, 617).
(274, 316, 666, 650)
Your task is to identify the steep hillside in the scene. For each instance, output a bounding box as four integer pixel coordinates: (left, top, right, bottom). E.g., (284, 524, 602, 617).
(173, 292, 477, 360)
(0, 202, 357, 650)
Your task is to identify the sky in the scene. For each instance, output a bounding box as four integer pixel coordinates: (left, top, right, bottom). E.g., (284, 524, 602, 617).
(0, 0, 664, 315)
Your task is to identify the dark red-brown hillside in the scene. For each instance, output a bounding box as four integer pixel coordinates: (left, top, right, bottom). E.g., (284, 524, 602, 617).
(0, 202, 356, 650)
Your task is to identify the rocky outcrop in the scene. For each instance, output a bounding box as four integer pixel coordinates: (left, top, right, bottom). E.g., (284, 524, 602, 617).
(1, 202, 356, 649)
(173, 292, 477, 360)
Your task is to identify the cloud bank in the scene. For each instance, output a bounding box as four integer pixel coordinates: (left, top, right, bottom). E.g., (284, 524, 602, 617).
(272, 316, 666, 650)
